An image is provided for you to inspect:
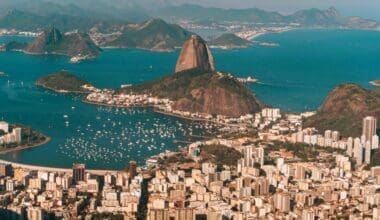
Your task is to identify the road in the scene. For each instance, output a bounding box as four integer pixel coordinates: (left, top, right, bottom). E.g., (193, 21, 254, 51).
(0, 159, 119, 175)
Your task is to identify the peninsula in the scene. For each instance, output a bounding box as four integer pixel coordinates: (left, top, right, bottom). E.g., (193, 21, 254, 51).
(122, 35, 262, 118)
(84, 35, 262, 119)
(0, 121, 50, 154)
(36, 71, 96, 94)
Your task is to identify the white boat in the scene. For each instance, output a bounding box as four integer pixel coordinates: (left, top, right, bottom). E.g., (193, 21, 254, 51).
(121, 84, 132, 88)
(237, 76, 258, 84)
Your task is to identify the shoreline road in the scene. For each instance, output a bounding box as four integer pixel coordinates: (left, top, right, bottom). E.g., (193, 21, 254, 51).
(0, 159, 119, 175)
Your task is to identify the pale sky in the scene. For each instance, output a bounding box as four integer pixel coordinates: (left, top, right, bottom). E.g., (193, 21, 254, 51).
(169, 0, 380, 20)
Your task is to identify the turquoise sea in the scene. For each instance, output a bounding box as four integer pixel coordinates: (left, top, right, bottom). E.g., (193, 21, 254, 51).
(0, 29, 379, 169)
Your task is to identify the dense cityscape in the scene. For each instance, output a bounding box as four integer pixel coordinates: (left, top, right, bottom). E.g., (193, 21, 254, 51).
(0, 108, 379, 219)
(1, 0, 380, 220)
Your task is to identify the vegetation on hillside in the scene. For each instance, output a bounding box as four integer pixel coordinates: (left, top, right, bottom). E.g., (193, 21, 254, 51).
(266, 141, 345, 163)
(104, 19, 193, 51)
(0, 124, 48, 149)
(209, 33, 251, 48)
(36, 71, 92, 93)
(304, 84, 380, 137)
(25, 27, 101, 58)
(200, 144, 243, 167)
(123, 68, 262, 117)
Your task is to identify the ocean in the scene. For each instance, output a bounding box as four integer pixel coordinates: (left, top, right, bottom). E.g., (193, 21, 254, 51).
(0, 29, 379, 169)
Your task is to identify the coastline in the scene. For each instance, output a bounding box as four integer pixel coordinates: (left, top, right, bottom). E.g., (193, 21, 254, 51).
(370, 80, 380, 86)
(83, 99, 214, 123)
(82, 99, 156, 109)
(0, 135, 51, 155)
(36, 83, 91, 94)
(0, 158, 118, 174)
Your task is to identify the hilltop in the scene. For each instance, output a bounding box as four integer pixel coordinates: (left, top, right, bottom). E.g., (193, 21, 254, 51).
(36, 71, 94, 93)
(304, 84, 380, 137)
(24, 27, 101, 59)
(0, 10, 114, 32)
(175, 35, 215, 72)
(209, 33, 252, 49)
(124, 35, 262, 118)
(97, 19, 193, 52)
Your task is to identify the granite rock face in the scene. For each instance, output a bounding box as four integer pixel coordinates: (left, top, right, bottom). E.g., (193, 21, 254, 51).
(25, 27, 100, 58)
(175, 35, 215, 73)
(128, 35, 262, 118)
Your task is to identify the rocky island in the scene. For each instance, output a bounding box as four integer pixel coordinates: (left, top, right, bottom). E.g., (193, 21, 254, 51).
(122, 35, 262, 118)
(209, 33, 252, 49)
(304, 83, 380, 137)
(36, 71, 95, 94)
(5, 27, 101, 61)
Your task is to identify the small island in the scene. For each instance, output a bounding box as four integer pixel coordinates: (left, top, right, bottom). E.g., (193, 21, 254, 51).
(0, 121, 50, 154)
(370, 79, 380, 86)
(36, 71, 96, 94)
(209, 33, 252, 49)
(3, 27, 101, 62)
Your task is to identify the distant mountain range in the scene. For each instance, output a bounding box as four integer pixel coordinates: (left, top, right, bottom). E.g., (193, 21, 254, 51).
(0, 4, 379, 33)
(0, 4, 379, 53)
(0, 10, 122, 32)
(94, 19, 193, 52)
(153, 4, 380, 29)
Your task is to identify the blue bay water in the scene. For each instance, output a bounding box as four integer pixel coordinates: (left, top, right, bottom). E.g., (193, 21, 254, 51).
(0, 29, 379, 169)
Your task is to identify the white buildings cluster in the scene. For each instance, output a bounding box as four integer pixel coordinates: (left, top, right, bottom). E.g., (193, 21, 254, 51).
(86, 90, 172, 107)
(0, 121, 22, 145)
(0, 163, 142, 219)
(143, 131, 380, 219)
(291, 116, 379, 166)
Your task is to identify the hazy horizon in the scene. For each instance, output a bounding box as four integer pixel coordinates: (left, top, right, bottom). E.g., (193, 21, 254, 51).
(1, 0, 380, 21)
(164, 0, 380, 20)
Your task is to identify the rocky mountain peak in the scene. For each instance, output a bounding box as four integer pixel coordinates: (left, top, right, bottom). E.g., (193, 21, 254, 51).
(44, 27, 63, 45)
(175, 35, 215, 73)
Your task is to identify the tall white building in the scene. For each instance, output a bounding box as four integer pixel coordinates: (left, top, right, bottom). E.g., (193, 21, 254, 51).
(0, 121, 9, 133)
(363, 116, 377, 142)
(332, 131, 340, 142)
(13, 127, 22, 143)
(372, 135, 379, 149)
(354, 138, 363, 166)
(365, 141, 372, 164)
(240, 145, 265, 168)
(347, 137, 353, 157)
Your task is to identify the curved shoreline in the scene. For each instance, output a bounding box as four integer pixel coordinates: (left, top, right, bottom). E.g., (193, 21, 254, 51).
(36, 83, 91, 94)
(83, 99, 215, 123)
(82, 99, 156, 109)
(0, 135, 51, 155)
(370, 80, 380, 86)
(0, 158, 118, 174)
